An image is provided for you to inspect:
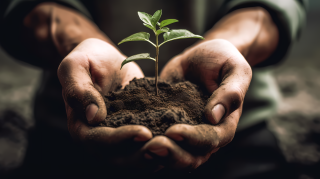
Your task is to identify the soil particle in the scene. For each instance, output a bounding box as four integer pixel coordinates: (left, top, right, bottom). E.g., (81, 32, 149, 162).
(100, 77, 209, 136)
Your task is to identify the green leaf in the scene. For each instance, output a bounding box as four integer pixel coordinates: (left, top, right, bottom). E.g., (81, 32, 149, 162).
(143, 23, 154, 31)
(138, 12, 153, 27)
(118, 32, 156, 47)
(156, 27, 169, 35)
(121, 53, 156, 69)
(160, 19, 179, 28)
(151, 10, 162, 27)
(159, 29, 204, 47)
(157, 22, 161, 26)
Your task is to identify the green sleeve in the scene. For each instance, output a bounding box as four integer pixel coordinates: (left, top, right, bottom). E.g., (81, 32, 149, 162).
(224, 0, 307, 67)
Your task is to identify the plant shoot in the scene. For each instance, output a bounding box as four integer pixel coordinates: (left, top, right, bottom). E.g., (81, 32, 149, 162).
(118, 10, 204, 95)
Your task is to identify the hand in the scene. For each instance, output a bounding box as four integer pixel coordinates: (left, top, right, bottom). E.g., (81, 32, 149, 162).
(144, 39, 252, 170)
(144, 7, 277, 171)
(57, 38, 157, 171)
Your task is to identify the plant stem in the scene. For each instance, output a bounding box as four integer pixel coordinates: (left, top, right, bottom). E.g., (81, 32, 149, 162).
(155, 34, 159, 95)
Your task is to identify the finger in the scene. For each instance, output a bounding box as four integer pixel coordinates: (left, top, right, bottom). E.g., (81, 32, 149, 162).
(84, 125, 153, 167)
(73, 122, 154, 169)
(73, 122, 153, 155)
(58, 51, 107, 125)
(204, 49, 252, 125)
(166, 108, 242, 154)
(78, 125, 153, 144)
(160, 55, 185, 83)
(165, 124, 220, 155)
(143, 136, 207, 170)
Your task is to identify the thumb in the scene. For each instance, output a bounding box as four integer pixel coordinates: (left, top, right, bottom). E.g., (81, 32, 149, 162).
(86, 103, 102, 125)
(204, 60, 252, 125)
(204, 81, 245, 125)
(58, 53, 107, 126)
(209, 104, 226, 124)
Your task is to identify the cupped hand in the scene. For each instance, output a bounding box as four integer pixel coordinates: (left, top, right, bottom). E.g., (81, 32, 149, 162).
(57, 38, 156, 170)
(145, 39, 252, 170)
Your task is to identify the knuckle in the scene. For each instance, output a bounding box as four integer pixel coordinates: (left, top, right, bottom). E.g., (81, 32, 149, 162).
(218, 121, 237, 148)
(221, 131, 235, 147)
(242, 61, 253, 78)
(63, 82, 96, 115)
(228, 86, 245, 111)
(57, 52, 88, 79)
(63, 83, 82, 108)
(57, 57, 72, 81)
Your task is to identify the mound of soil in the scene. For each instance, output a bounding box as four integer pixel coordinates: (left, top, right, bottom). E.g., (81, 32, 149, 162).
(100, 77, 209, 136)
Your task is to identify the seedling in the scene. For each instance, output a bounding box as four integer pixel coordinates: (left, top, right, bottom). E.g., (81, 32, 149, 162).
(118, 10, 204, 95)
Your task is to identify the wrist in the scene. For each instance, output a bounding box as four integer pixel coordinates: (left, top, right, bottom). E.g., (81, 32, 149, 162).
(23, 3, 113, 66)
(50, 3, 112, 57)
(203, 7, 279, 66)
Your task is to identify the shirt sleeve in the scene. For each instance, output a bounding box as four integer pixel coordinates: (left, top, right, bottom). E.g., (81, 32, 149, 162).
(0, 0, 91, 67)
(223, 0, 307, 67)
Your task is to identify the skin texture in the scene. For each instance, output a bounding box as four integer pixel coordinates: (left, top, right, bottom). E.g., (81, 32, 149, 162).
(22, 3, 279, 171)
(157, 7, 278, 170)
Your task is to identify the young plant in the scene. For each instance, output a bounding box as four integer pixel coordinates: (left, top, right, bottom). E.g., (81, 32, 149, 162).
(118, 9, 204, 95)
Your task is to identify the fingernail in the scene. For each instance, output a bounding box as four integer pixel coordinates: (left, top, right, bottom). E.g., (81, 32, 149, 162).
(149, 148, 168, 157)
(211, 104, 225, 124)
(86, 104, 99, 123)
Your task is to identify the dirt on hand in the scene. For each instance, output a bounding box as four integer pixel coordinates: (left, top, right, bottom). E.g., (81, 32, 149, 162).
(100, 77, 209, 136)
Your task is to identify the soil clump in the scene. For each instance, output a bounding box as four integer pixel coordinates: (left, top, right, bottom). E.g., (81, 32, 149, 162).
(100, 77, 209, 136)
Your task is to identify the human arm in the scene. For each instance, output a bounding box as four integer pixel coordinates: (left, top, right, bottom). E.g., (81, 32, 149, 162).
(154, 1, 305, 169)
(202, 7, 278, 67)
(1, 2, 157, 170)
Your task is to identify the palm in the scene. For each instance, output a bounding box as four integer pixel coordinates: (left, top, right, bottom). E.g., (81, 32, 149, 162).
(58, 38, 158, 171)
(155, 39, 252, 169)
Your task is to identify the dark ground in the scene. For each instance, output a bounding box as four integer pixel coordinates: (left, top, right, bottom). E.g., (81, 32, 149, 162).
(267, 7, 320, 178)
(0, 1, 320, 178)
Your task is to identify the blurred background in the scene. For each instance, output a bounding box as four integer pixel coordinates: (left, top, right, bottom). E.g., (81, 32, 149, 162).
(267, 0, 320, 178)
(0, 0, 319, 178)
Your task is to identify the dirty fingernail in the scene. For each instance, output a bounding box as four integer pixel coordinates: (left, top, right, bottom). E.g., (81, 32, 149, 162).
(86, 104, 98, 123)
(211, 104, 225, 124)
(149, 148, 168, 157)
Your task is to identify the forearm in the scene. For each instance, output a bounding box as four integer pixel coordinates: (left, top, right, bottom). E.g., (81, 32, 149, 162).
(22, 2, 113, 68)
(203, 7, 279, 66)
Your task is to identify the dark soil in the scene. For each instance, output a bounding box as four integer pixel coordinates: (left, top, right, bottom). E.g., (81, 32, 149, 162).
(100, 77, 209, 136)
